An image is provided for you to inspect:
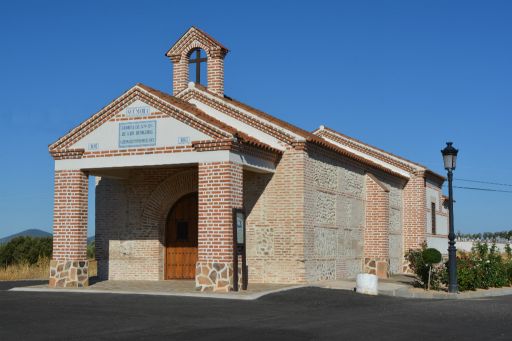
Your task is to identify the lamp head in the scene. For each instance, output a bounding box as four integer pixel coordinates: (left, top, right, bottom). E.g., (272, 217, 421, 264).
(441, 142, 458, 171)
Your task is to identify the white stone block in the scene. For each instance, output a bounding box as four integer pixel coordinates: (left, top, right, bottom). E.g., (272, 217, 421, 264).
(356, 273, 378, 295)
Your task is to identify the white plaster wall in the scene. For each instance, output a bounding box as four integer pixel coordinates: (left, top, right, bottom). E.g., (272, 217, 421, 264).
(455, 241, 510, 253)
(426, 184, 449, 235)
(189, 98, 287, 151)
(71, 116, 211, 151)
(427, 236, 449, 255)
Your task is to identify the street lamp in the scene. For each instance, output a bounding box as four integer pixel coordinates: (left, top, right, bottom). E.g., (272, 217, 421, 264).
(441, 142, 459, 293)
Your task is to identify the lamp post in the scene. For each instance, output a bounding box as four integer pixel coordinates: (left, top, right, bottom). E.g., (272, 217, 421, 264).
(441, 142, 459, 293)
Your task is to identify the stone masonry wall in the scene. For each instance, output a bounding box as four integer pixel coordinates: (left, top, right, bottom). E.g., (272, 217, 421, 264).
(304, 148, 367, 281)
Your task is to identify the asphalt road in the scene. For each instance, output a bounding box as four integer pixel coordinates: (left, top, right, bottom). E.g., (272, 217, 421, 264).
(0, 282, 511, 340)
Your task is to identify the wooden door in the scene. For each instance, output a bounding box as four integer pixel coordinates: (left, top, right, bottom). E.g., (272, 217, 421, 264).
(165, 192, 198, 279)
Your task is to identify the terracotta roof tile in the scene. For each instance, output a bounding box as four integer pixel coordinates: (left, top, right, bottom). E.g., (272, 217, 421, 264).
(136, 83, 280, 153)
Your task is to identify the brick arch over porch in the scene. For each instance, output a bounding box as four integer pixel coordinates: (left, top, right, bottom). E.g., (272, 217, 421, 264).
(141, 169, 198, 277)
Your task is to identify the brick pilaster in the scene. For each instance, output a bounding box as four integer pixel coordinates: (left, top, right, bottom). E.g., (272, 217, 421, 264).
(207, 52, 225, 96)
(364, 174, 390, 278)
(403, 172, 426, 251)
(49, 170, 89, 288)
(196, 161, 243, 291)
(171, 54, 188, 95)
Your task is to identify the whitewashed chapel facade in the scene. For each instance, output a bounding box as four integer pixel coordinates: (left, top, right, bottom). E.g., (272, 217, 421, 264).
(48, 27, 448, 291)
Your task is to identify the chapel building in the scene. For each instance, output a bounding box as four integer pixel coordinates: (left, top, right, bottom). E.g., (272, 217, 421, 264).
(48, 27, 449, 291)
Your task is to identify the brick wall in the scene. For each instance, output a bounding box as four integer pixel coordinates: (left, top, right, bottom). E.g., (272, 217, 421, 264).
(49, 170, 89, 288)
(244, 150, 307, 284)
(195, 161, 243, 291)
(95, 167, 197, 280)
(197, 162, 242, 262)
(403, 172, 427, 255)
(207, 53, 225, 96)
(52, 170, 89, 261)
(364, 174, 390, 278)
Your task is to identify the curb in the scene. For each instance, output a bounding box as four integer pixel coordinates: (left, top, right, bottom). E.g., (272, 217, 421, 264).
(9, 284, 307, 301)
(377, 287, 512, 299)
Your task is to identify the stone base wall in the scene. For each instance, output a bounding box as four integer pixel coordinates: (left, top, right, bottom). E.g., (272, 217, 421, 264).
(49, 260, 89, 288)
(195, 262, 243, 292)
(364, 257, 389, 278)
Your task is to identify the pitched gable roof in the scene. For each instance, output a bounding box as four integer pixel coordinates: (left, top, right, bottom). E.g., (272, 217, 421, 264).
(179, 83, 412, 179)
(49, 83, 279, 154)
(165, 26, 228, 58)
(314, 125, 445, 181)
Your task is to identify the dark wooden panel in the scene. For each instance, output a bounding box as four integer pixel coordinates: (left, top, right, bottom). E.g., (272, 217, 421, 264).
(165, 192, 198, 280)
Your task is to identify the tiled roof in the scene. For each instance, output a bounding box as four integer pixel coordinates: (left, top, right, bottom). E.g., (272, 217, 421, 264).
(137, 84, 280, 153)
(50, 83, 280, 154)
(185, 84, 412, 179)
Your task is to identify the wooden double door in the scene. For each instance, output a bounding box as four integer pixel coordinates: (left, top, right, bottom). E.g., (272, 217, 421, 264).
(165, 192, 198, 279)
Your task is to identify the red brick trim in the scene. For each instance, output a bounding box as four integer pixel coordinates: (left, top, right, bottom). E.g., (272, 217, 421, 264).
(181, 85, 409, 180)
(50, 149, 85, 160)
(52, 170, 88, 261)
(165, 26, 228, 58)
(197, 162, 243, 263)
(82, 145, 194, 158)
(179, 89, 297, 144)
(49, 86, 233, 153)
(365, 174, 390, 278)
(295, 141, 408, 180)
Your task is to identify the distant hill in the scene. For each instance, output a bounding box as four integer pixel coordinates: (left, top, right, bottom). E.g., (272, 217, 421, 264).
(0, 229, 95, 245)
(0, 229, 52, 244)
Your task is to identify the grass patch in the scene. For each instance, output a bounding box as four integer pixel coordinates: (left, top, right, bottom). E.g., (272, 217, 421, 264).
(0, 257, 50, 281)
(0, 258, 97, 281)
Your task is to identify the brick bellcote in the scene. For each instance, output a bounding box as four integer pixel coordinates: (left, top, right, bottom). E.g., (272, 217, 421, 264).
(166, 27, 229, 96)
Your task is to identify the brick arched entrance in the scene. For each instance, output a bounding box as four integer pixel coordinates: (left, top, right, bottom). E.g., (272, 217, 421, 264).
(141, 169, 198, 279)
(165, 192, 198, 279)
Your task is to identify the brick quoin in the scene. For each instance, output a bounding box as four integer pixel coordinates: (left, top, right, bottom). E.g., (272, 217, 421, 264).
(197, 162, 243, 263)
(52, 170, 89, 261)
(403, 172, 427, 253)
(49, 169, 89, 288)
(364, 174, 390, 278)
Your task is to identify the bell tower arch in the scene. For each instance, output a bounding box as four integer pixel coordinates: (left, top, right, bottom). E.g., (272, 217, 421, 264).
(166, 27, 229, 96)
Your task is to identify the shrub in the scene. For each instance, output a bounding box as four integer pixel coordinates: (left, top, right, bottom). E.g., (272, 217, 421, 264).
(422, 248, 442, 265)
(444, 242, 512, 291)
(406, 245, 446, 290)
(0, 236, 52, 267)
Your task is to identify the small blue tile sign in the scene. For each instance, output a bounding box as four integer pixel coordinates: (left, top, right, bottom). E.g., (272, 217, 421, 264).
(119, 120, 157, 148)
(177, 136, 191, 145)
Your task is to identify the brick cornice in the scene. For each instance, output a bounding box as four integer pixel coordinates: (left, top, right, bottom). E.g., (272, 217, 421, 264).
(166, 27, 229, 60)
(49, 84, 234, 153)
(50, 148, 85, 160)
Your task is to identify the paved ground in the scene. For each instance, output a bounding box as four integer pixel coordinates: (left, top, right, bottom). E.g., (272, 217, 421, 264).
(1, 282, 511, 340)
(17, 279, 295, 299)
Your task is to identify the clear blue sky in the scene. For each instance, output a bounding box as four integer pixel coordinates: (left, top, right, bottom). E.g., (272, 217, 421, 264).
(0, 0, 511, 237)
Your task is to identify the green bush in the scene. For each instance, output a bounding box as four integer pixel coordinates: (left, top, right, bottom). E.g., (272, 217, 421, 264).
(422, 248, 442, 265)
(446, 242, 512, 291)
(0, 236, 52, 267)
(406, 244, 446, 290)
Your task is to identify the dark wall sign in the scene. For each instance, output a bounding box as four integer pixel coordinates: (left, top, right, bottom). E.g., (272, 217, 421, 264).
(233, 208, 247, 291)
